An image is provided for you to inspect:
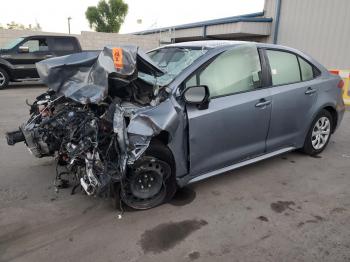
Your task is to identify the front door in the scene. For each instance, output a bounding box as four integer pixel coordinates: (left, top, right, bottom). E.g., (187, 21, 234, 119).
(185, 45, 272, 177)
(8, 37, 52, 79)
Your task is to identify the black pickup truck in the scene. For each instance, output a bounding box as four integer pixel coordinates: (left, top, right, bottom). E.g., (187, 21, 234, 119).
(0, 35, 82, 89)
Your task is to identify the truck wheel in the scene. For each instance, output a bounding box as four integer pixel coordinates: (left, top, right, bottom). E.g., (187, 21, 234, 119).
(120, 141, 177, 210)
(302, 109, 333, 156)
(0, 68, 9, 90)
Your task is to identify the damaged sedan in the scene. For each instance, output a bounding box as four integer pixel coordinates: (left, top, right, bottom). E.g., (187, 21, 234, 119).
(6, 41, 345, 210)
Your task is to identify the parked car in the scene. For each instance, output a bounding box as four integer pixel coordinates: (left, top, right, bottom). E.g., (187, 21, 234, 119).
(6, 41, 345, 210)
(0, 35, 82, 89)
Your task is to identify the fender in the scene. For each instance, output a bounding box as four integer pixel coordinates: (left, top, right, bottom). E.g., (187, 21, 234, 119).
(0, 58, 15, 79)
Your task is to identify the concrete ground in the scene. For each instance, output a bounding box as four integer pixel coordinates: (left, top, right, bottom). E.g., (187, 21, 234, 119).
(0, 84, 350, 262)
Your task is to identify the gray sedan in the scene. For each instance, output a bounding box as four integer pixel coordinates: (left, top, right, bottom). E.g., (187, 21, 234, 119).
(7, 41, 345, 210)
(134, 40, 345, 208)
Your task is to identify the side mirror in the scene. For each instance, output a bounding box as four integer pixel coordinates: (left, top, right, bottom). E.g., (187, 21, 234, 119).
(18, 46, 29, 53)
(183, 85, 210, 110)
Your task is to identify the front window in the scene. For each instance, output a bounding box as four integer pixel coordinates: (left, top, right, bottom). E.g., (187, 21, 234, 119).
(2, 37, 24, 50)
(21, 39, 48, 52)
(185, 44, 262, 98)
(139, 47, 208, 86)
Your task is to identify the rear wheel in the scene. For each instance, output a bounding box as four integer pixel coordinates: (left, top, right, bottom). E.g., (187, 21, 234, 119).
(0, 68, 9, 90)
(302, 110, 333, 156)
(120, 141, 177, 210)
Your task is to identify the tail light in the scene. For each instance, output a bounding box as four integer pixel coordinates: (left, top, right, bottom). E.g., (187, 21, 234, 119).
(329, 70, 339, 75)
(338, 79, 344, 89)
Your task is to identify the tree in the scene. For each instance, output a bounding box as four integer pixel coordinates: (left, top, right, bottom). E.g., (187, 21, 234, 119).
(6, 21, 26, 30)
(86, 0, 128, 33)
(4, 21, 42, 31)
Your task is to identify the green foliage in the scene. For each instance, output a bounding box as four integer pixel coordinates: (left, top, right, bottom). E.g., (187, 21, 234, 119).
(6, 21, 26, 30)
(85, 0, 128, 33)
(4, 21, 42, 31)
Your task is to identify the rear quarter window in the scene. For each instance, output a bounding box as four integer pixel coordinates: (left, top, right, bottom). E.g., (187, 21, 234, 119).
(298, 57, 314, 81)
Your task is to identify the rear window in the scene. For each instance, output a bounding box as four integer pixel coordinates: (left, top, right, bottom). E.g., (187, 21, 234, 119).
(51, 38, 77, 51)
(266, 50, 301, 86)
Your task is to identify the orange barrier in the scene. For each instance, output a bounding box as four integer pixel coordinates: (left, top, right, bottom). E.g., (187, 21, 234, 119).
(329, 69, 350, 106)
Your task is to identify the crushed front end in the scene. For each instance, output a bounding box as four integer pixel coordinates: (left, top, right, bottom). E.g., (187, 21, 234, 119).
(6, 45, 176, 208)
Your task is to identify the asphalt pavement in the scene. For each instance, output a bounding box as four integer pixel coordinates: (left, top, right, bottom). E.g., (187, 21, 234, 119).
(0, 84, 349, 262)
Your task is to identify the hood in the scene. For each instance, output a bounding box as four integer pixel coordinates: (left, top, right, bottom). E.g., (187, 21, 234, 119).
(36, 45, 164, 104)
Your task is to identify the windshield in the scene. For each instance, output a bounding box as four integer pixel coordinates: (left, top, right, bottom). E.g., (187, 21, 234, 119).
(139, 47, 208, 86)
(2, 37, 24, 50)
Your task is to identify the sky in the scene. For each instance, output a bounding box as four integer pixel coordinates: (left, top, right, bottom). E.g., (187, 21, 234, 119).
(0, 0, 265, 34)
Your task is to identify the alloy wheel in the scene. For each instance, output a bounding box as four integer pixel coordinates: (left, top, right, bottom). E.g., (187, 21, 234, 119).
(311, 116, 331, 150)
(0, 71, 5, 86)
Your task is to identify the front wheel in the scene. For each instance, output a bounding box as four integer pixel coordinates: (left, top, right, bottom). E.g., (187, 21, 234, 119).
(302, 110, 333, 156)
(120, 141, 177, 210)
(0, 68, 9, 90)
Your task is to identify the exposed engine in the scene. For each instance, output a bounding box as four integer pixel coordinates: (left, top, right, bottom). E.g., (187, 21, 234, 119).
(6, 45, 170, 203)
(8, 91, 132, 196)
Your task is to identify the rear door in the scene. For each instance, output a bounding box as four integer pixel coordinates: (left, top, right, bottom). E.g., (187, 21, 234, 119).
(264, 49, 320, 151)
(185, 44, 272, 177)
(8, 37, 52, 78)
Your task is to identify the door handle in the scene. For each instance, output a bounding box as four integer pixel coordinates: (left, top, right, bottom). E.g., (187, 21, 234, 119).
(255, 99, 271, 108)
(44, 55, 53, 58)
(305, 87, 316, 95)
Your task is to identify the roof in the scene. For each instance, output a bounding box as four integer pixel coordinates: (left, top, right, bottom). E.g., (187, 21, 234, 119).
(162, 40, 249, 49)
(20, 35, 77, 39)
(134, 12, 272, 35)
(158, 40, 311, 54)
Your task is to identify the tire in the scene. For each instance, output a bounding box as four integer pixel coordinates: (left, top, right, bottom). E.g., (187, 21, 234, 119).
(0, 68, 9, 90)
(120, 140, 177, 210)
(302, 109, 333, 156)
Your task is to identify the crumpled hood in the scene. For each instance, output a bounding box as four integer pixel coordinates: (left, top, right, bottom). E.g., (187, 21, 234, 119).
(36, 45, 164, 104)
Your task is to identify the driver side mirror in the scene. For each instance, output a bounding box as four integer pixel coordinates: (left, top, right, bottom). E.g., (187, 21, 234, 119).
(18, 46, 29, 53)
(183, 85, 210, 110)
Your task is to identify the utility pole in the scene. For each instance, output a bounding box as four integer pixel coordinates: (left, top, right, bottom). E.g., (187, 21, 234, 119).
(67, 17, 72, 34)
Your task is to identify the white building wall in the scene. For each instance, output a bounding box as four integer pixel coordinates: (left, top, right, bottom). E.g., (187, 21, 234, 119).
(265, 0, 350, 69)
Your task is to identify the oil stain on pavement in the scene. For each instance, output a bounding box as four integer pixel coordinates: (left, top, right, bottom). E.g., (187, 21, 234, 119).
(257, 215, 269, 222)
(297, 215, 325, 228)
(139, 219, 208, 253)
(188, 251, 201, 260)
(270, 201, 295, 213)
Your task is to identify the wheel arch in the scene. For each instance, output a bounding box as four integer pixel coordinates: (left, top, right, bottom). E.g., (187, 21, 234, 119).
(322, 106, 337, 133)
(0, 63, 13, 80)
(149, 131, 177, 181)
(151, 130, 170, 145)
(300, 103, 337, 149)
